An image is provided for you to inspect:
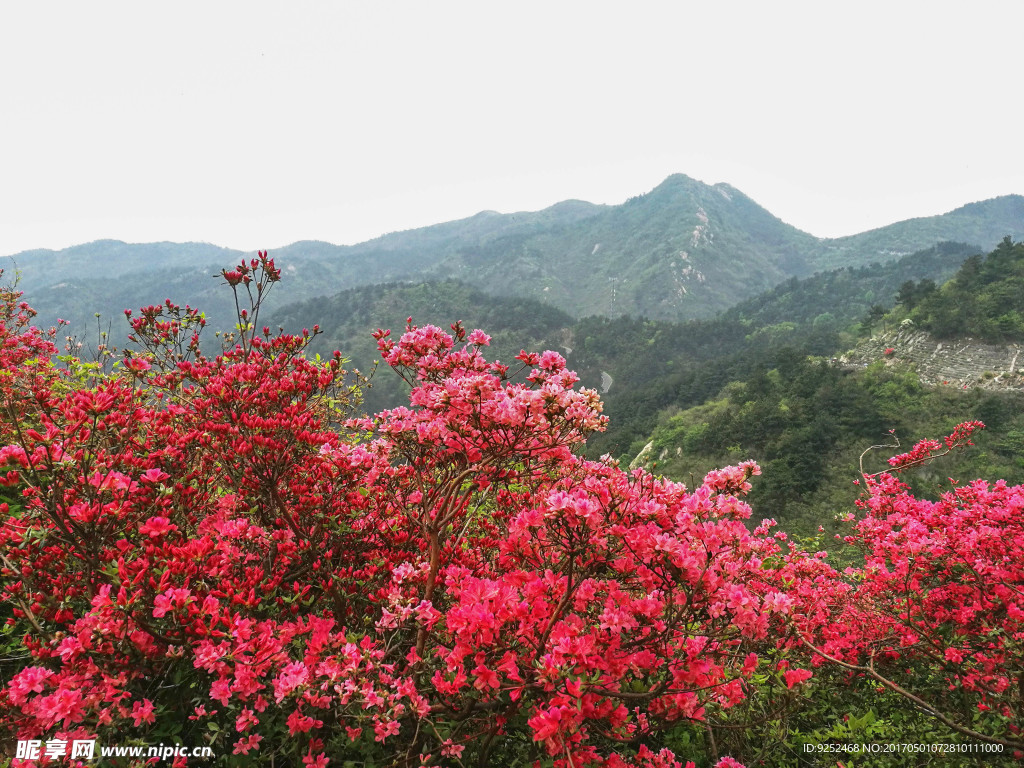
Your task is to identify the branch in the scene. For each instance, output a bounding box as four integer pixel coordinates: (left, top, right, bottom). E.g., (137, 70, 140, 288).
(795, 632, 1024, 749)
(858, 433, 901, 483)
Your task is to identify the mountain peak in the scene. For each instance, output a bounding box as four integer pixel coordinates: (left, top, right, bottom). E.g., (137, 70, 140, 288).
(660, 172, 702, 185)
(640, 175, 751, 210)
(649, 173, 707, 193)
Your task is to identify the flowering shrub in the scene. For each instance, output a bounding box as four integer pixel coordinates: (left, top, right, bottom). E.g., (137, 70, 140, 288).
(0, 257, 809, 767)
(1, 255, 1022, 765)
(783, 422, 1024, 754)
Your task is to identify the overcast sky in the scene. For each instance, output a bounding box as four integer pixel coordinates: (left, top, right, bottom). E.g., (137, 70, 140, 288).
(2, 1, 1021, 257)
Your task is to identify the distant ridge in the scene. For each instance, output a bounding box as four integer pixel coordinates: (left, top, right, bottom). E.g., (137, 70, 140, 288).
(3, 175, 1023, 337)
(816, 194, 1024, 269)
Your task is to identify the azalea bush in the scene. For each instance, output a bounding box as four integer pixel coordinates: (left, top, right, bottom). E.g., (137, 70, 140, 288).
(0, 254, 1022, 767)
(780, 423, 1024, 757)
(0, 256, 801, 767)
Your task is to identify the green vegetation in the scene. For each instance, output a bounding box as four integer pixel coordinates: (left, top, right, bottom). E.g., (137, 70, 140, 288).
(724, 240, 976, 329)
(619, 238, 1024, 539)
(642, 353, 1024, 536)
(815, 194, 1024, 269)
(575, 243, 981, 459)
(905, 236, 1024, 341)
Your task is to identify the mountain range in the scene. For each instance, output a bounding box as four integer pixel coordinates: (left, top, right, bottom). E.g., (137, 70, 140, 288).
(4, 174, 1024, 340)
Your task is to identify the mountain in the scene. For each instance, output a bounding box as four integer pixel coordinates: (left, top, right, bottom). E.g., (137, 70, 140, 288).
(274, 175, 823, 321)
(569, 242, 986, 460)
(4, 176, 1023, 341)
(811, 195, 1024, 271)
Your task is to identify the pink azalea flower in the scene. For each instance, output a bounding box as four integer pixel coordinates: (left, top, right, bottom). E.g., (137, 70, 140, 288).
(467, 329, 491, 346)
(140, 468, 169, 483)
(139, 516, 177, 537)
(131, 698, 156, 726)
(783, 668, 813, 689)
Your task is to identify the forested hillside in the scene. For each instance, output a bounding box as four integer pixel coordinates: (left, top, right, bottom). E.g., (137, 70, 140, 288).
(639, 353, 1024, 535)
(628, 238, 1024, 538)
(562, 242, 990, 460)
(721, 240, 977, 329)
(904, 236, 1024, 340)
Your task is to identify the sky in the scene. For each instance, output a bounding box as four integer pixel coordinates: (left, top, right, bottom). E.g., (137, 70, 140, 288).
(2, 1, 1022, 258)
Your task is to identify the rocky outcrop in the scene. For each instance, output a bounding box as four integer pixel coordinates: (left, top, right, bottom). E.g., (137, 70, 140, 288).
(629, 442, 654, 470)
(841, 322, 1024, 391)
